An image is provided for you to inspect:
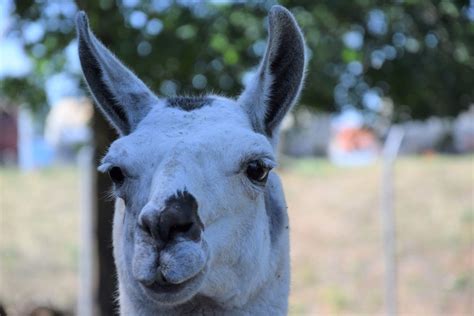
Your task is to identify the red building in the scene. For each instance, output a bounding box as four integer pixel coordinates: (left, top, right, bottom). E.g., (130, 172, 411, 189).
(0, 107, 18, 165)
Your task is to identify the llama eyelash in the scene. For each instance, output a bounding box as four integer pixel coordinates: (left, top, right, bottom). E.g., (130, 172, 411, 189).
(97, 162, 138, 180)
(97, 162, 112, 173)
(236, 154, 277, 174)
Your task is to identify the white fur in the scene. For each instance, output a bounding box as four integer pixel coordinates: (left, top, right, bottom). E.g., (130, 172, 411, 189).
(77, 5, 305, 315)
(106, 98, 290, 315)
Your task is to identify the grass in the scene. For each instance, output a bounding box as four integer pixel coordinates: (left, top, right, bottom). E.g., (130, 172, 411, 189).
(0, 167, 80, 314)
(286, 155, 473, 315)
(0, 156, 473, 315)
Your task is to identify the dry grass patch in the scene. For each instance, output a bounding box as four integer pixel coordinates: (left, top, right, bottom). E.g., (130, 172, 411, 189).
(0, 168, 79, 314)
(285, 156, 473, 315)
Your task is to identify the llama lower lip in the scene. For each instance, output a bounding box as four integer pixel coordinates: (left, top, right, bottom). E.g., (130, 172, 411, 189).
(159, 239, 207, 284)
(141, 266, 206, 295)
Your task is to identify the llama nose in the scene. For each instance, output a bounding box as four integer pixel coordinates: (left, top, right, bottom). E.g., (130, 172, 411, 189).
(141, 191, 202, 244)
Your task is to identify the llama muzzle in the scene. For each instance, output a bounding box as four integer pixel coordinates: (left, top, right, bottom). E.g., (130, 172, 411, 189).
(159, 239, 207, 284)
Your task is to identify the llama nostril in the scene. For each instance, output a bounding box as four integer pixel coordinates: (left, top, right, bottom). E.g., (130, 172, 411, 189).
(158, 217, 195, 243)
(157, 191, 201, 244)
(168, 223, 194, 240)
(172, 223, 193, 234)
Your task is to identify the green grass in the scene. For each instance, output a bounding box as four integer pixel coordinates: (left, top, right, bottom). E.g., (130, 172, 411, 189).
(0, 156, 473, 315)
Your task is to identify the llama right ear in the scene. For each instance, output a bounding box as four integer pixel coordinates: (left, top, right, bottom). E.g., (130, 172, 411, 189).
(238, 6, 306, 138)
(76, 11, 158, 136)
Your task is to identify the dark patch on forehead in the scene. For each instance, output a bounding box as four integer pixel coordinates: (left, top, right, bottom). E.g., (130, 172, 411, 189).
(166, 96, 213, 111)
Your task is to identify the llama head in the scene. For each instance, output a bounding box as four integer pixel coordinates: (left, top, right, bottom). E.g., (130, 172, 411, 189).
(76, 5, 305, 308)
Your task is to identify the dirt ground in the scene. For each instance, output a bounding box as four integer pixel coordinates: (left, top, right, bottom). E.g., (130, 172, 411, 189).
(0, 156, 473, 315)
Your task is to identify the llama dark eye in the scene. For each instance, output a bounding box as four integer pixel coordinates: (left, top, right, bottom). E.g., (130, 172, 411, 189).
(246, 160, 271, 183)
(108, 166, 125, 185)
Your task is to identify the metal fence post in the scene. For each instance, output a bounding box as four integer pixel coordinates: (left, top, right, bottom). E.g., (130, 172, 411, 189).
(380, 126, 404, 316)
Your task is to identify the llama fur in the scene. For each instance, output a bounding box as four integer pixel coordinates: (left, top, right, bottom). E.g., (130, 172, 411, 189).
(76, 5, 306, 315)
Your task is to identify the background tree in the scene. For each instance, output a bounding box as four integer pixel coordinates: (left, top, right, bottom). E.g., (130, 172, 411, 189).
(4, 1, 473, 119)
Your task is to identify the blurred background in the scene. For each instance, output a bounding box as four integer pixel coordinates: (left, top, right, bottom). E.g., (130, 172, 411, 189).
(0, 0, 473, 315)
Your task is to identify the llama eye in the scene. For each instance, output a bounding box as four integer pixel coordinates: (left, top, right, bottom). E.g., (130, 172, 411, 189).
(246, 160, 270, 183)
(108, 166, 125, 185)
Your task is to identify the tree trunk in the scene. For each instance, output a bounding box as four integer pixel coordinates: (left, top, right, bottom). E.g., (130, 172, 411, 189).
(92, 112, 118, 315)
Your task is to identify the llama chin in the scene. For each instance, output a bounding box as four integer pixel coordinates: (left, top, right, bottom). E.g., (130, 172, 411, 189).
(76, 5, 306, 315)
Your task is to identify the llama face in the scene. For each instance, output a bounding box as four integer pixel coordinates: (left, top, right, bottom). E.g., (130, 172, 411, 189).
(100, 96, 277, 305)
(76, 5, 305, 310)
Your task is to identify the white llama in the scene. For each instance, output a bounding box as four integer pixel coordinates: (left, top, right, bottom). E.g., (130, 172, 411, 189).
(76, 5, 306, 315)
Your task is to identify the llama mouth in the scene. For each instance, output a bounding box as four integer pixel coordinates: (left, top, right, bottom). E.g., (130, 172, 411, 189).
(143, 266, 206, 293)
(139, 261, 207, 305)
(138, 239, 209, 303)
(159, 239, 207, 284)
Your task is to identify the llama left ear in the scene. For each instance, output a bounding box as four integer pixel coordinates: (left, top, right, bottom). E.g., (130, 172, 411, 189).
(76, 11, 158, 136)
(239, 5, 306, 138)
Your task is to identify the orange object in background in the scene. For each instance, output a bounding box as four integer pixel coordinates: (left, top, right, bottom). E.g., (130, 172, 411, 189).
(334, 127, 379, 152)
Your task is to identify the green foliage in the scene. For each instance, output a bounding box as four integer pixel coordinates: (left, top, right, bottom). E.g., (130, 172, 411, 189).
(1, 0, 473, 120)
